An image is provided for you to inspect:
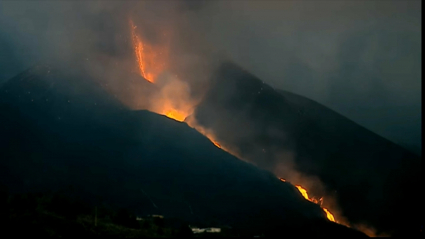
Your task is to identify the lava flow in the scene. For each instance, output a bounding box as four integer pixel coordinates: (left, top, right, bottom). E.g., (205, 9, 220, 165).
(323, 208, 335, 222)
(280, 178, 336, 223)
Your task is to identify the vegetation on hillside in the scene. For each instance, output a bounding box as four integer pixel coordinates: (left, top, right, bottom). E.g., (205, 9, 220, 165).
(0, 188, 198, 237)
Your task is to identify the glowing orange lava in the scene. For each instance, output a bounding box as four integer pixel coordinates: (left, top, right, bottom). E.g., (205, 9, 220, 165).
(323, 208, 335, 222)
(280, 179, 337, 223)
(295, 185, 309, 200)
(212, 140, 221, 148)
(185, 116, 227, 150)
(130, 20, 168, 83)
(130, 20, 150, 82)
(164, 109, 187, 122)
(294, 184, 336, 222)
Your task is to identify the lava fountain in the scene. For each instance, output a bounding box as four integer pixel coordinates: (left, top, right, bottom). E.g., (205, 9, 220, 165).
(130, 19, 169, 83)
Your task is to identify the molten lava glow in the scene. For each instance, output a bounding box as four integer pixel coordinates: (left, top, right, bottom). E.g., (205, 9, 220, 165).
(212, 140, 221, 148)
(294, 184, 336, 222)
(164, 109, 187, 122)
(130, 20, 168, 83)
(295, 185, 309, 200)
(323, 208, 336, 222)
(280, 179, 337, 223)
(186, 116, 226, 150)
(130, 20, 149, 82)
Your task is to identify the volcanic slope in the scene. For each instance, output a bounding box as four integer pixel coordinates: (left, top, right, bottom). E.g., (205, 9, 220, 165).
(192, 61, 422, 236)
(0, 64, 367, 237)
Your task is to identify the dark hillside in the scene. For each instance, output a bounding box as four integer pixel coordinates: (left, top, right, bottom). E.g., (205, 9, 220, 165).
(0, 64, 366, 236)
(192, 62, 421, 236)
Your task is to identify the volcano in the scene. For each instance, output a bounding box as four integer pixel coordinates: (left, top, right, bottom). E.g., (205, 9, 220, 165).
(0, 64, 367, 237)
(192, 61, 422, 236)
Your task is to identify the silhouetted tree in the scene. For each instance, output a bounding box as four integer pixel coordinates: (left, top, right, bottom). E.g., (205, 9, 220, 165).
(9, 193, 38, 214)
(157, 227, 163, 235)
(154, 217, 164, 227)
(113, 208, 139, 228)
(176, 224, 193, 237)
(142, 220, 150, 229)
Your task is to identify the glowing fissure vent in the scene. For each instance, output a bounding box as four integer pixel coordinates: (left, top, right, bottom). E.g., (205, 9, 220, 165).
(280, 178, 336, 223)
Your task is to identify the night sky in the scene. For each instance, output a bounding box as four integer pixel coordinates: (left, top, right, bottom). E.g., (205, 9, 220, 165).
(0, 0, 421, 154)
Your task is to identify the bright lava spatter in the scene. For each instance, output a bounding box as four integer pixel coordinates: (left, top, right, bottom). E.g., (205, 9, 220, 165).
(130, 20, 151, 83)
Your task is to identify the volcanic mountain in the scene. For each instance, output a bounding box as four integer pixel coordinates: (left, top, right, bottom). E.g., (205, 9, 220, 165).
(191, 62, 422, 236)
(0, 64, 367, 237)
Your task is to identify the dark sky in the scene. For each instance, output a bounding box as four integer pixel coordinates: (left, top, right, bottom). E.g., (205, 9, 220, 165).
(0, 0, 421, 153)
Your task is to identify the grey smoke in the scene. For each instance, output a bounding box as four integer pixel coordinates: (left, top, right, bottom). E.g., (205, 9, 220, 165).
(0, 0, 421, 153)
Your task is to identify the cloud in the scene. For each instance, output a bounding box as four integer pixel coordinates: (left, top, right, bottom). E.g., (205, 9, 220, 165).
(181, 0, 422, 151)
(0, 0, 421, 151)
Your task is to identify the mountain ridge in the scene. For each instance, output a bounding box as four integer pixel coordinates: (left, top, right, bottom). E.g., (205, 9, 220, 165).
(192, 61, 421, 236)
(0, 63, 367, 237)
(278, 89, 420, 156)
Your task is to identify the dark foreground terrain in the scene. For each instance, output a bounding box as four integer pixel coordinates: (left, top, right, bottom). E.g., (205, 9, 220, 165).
(0, 190, 368, 237)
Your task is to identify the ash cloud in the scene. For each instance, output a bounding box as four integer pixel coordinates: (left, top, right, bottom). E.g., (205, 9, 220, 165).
(183, 0, 422, 154)
(0, 1, 214, 88)
(0, 1, 217, 115)
(0, 0, 420, 184)
(1, 1, 420, 154)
